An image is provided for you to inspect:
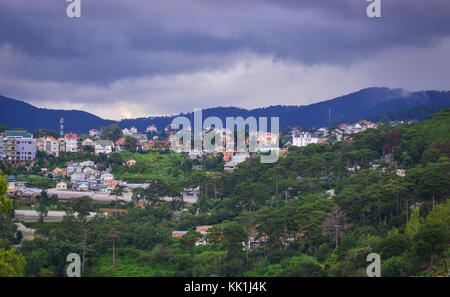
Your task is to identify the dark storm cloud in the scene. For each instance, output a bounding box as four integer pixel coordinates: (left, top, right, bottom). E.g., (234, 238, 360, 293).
(1, 0, 449, 85)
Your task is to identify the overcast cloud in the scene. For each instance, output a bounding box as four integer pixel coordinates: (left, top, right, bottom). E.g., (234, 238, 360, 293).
(0, 0, 449, 120)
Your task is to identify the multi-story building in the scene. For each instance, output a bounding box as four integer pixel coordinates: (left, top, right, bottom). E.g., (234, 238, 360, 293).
(2, 131, 37, 161)
(231, 153, 249, 163)
(292, 132, 319, 147)
(95, 140, 113, 154)
(3, 136, 16, 161)
(64, 133, 78, 153)
(132, 133, 148, 149)
(38, 136, 60, 157)
(59, 138, 66, 152)
(81, 138, 95, 147)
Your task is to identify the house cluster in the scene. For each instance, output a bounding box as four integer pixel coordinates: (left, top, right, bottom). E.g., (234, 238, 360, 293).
(291, 131, 322, 147)
(36, 131, 117, 156)
(0, 130, 106, 162)
(285, 120, 381, 148)
(118, 126, 150, 150)
(223, 152, 251, 172)
(1, 118, 385, 165)
(344, 152, 406, 175)
(172, 225, 213, 246)
(171, 225, 296, 250)
(340, 120, 378, 133)
(55, 160, 120, 192)
(180, 129, 282, 172)
(104, 125, 173, 152)
(0, 124, 169, 162)
(39, 125, 165, 157)
(331, 120, 379, 141)
(37, 133, 79, 157)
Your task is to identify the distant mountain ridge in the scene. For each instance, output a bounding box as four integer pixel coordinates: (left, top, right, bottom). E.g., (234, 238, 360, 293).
(0, 95, 115, 134)
(1, 87, 450, 134)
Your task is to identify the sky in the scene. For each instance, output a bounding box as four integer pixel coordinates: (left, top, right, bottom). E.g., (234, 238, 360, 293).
(0, 0, 449, 120)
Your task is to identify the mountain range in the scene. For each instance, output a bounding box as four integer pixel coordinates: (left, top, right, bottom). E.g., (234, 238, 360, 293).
(1, 87, 449, 134)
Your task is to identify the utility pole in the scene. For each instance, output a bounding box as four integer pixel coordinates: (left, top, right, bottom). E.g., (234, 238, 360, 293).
(60, 117, 64, 138)
(328, 109, 332, 128)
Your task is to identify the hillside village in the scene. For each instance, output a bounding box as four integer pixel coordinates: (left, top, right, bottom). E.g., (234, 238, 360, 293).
(1, 0, 450, 282)
(0, 108, 449, 277)
(2, 118, 411, 236)
(1, 119, 401, 201)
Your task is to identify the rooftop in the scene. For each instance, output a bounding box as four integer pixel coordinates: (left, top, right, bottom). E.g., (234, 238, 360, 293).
(5, 130, 32, 138)
(65, 133, 78, 139)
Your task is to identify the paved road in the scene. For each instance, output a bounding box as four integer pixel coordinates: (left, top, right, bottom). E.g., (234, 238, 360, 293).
(24, 189, 198, 203)
(25, 189, 132, 202)
(14, 210, 100, 222)
(161, 195, 198, 204)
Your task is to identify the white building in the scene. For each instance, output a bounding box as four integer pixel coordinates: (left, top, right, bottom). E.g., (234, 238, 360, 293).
(100, 172, 114, 181)
(64, 133, 78, 153)
(146, 125, 158, 133)
(95, 140, 113, 154)
(3, 131, 37, 161)
(79, 160, 95, 167)
(81, 138, 95, 147)
(292, 132, 319, 147)
(231, 153, 248, 163)
(188, 150, 203, 159)
(83, 166, 98, 176)
(39, 136, 60, 157)
(130, 127, 138, 134)
(122, 128, 133, 136)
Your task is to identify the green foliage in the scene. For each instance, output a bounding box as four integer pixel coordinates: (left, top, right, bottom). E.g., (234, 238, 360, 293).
(26, 176, 56, 190)
(0, 248, 26, 277)
(382, 256, 409, 277)
(35, 191, 58, 222)
(0, 171, 13, 217)
(376, 232, 410, 259)
(2, 108, 449, 277)
(277, 262, 327, 277)
(112, 151, 189, 182)
(100, 124, 123, 141)
(124, 136, 138, 152)
(413, 223, 449, 268)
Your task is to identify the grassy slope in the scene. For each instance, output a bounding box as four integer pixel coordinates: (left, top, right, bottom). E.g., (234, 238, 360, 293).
(112, 151, 190, 182)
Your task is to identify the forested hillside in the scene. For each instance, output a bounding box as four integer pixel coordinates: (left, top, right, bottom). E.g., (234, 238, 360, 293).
(0, 109, 449, 277)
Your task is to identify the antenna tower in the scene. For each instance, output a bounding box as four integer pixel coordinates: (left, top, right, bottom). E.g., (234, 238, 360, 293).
(60, 117, 64, 138)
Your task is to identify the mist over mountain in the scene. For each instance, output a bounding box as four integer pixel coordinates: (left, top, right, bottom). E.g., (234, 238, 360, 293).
(1, 87, 449, 134)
